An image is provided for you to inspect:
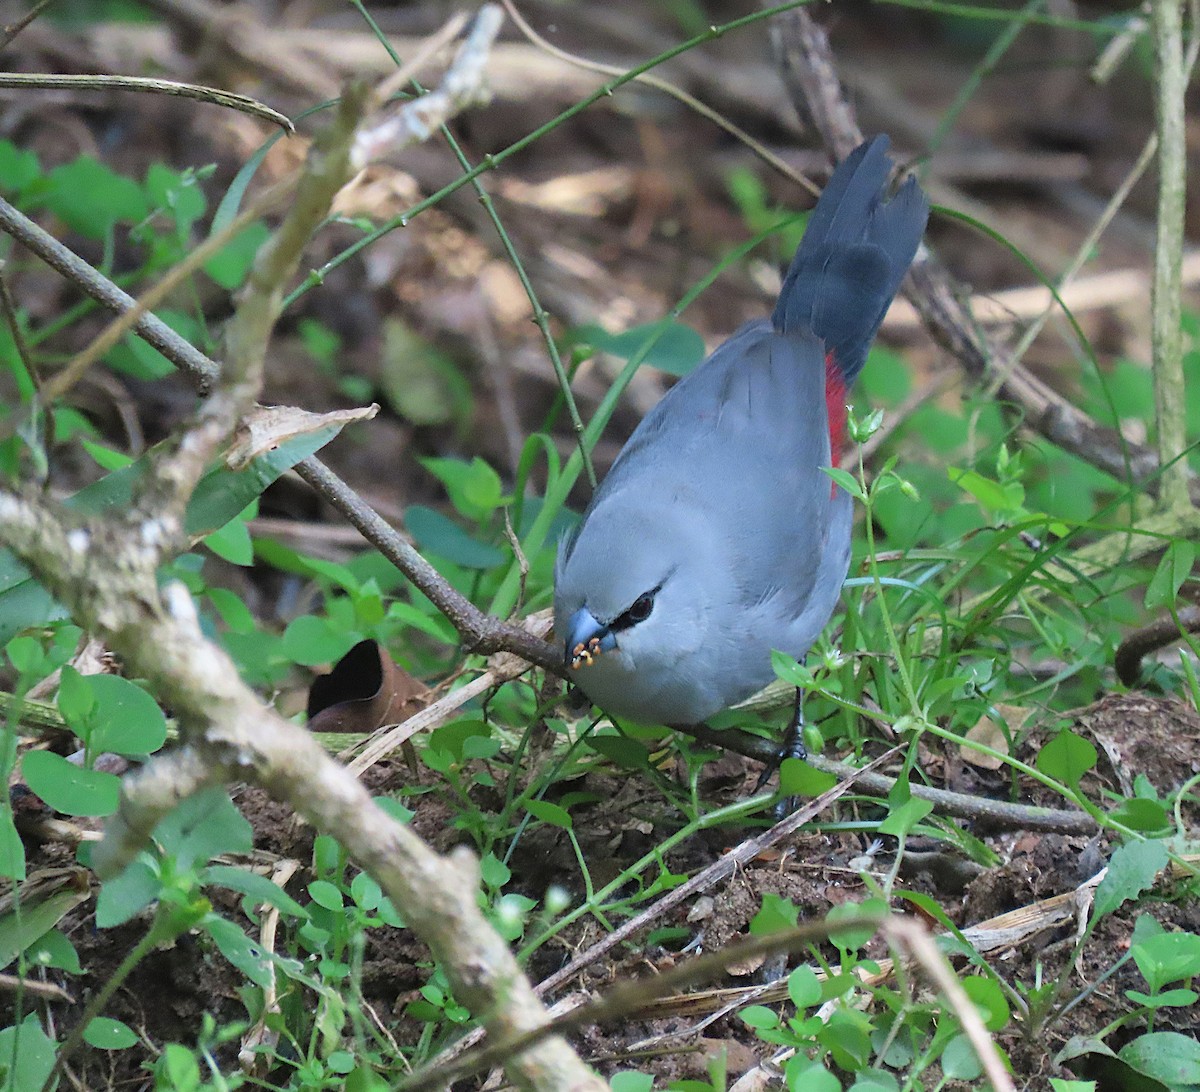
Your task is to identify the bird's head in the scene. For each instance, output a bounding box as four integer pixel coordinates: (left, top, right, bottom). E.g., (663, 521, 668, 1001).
(553, 497, 714, 692)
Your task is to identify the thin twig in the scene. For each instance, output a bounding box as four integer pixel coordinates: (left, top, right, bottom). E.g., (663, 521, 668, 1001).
(0, 73, 292, 132)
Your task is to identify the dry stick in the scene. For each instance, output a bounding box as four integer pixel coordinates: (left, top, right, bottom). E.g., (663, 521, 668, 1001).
(883, 252, 1200, 332)
(1149, 0, 1193, 513)
(1, 0, 54, 49)
(0, 73, 292, 132)
(676, 718, 1096, 834)
(770, 7, 1198, 508)
(884, 917, 1015, 1092)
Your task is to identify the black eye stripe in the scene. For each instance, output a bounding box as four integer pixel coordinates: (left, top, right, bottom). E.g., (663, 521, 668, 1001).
(611, 588, 658, 631)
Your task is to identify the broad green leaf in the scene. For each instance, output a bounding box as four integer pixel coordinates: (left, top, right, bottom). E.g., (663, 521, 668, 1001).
(1145, 540, 1196, 610)
(0, 1014, 56, 1092)
(155, 787, 252, 870)
(281, 614, 358, 667)
(1109, 797, 1171, 833)
(45, 156, 149, 237)
(307, 879, 343, 911)
(202, 864, 309, 919)
(0, 141, 41, 197)
(963, 974, 1011, 1031)
(23, 929, 81, 974)
(83, 1016, 138, 1050)
(1119, 1031, 1200, 1084)
(940, 1034, 983, 1080)
(750, 892, 799, 935)
(22, 751, 119, 817)
(1094, 840, 1169, 921)
(570, 319, 706, 377)
(584, 734, 653, 771)
(880, 796, 934, 837)
(86, 674, 168, 756)
(1132, 932, 1200, 991)
(1036, 730, 1096, 787)
(200, 913, 295, 989)
(779, 757, 837, 797)
(203, 515, 253, 566)
(0, 880, 89, 970)
(419, 456, 504, 521)
(203, 221, 270, 289)
(405, 505, 504, 569)
(525, 799, 572, 830)
(96, 859, 160, 928)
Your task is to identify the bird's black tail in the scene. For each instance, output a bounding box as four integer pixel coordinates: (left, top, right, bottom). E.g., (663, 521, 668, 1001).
(772, 136, 928, 388)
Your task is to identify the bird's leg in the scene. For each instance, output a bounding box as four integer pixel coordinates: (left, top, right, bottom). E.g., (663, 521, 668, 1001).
(753, 687, 808, 792)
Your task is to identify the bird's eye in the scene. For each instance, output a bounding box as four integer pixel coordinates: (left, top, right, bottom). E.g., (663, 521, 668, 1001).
(613, 591, 655, 630)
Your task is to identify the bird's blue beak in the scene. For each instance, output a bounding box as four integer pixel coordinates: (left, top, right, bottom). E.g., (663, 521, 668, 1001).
(565, 607, 617, 669)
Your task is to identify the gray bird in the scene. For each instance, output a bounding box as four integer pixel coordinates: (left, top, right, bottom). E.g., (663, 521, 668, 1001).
(554, 136, 928, 763)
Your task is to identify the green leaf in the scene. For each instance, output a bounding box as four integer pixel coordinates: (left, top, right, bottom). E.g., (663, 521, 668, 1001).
(45, 156, 149, 237)
(155, 787, 252, 870)
(202, 864, 309, 919)
(419, 456, 505, 521)
(0, 1014, 57, 1092)
(879, 796, 934, 838)
(1035, 730, 1096, 787)
(0, 881, 89, 970)
(405, 505, 504, 569)
(1119, 1031, 1200, 1084)
(823, 465, 866, 501)
(525, 799, 572, 830)
(56, 664, 95, 728)
(96, 859, 160, 928)
(85, 674, 168, 756)
(203, 221, 270, 289)
(83, 1016, 138, 1050)
(81, 440, 134, 471)
(778, 757, 837, 797)
(948, 466, 1024, 514)
(203, 515, 254, 566)
(23, 929, 82, 974)
(750, 892, 800, 935)
(570, 319, 706, 377)
(1109, 796, 1172, 833)
(0, 141, 42, 198)
(940, 1034, 983, 1080)
(380, 319, 472, 426)
(787, 964, 822, 1009)
(145, 163, 206, 235)
(201, 912, 297, 989)
(1132, 932, 1200, 991)
(22, 751, 119, 817)
(609, 1073, 655, 1092)
(739, 1005, 780, 1030)
(281, 615, 358, 667)
(584, 734, 653, 771)
(963, 974, 1011, 1031)
(1145, 540, 1196, 610)
(1094, 840, 1169, 921)
(308, 879, 344, 910)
